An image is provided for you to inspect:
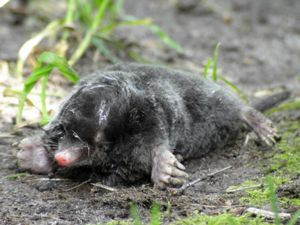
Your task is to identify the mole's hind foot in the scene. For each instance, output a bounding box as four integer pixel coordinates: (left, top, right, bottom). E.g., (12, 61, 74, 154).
(241, 107, 279, 146)
(151, 145, 188, 188)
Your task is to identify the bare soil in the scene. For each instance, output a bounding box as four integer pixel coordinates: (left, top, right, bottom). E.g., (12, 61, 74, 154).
(0, 0, 300, 224)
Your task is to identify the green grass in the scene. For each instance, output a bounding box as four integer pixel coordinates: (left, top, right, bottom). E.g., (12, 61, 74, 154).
(15, 0, 183, 125)
(172, 212, 268, 225)
(16, 52, 79, 125)
(212, 42, 221, 82)
(203, 42, 248, 103)
(17, 0, 182, 77)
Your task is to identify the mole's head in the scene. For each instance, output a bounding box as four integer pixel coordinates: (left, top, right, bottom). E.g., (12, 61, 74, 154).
(45, 80, 129, 168)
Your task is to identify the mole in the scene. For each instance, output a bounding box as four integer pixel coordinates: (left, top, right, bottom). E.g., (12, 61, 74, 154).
(17, 63, 281, 188)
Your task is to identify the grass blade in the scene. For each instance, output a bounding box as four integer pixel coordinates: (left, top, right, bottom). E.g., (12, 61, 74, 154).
(24, 65, 52, 86)
(59, 0, 77, 49)
(17, 20, 62, 77)
(41, 74, 50, 125)
(148, 24, 183, 52)
(203, 57, 212, 79)
(101, 17, 152, 34)
(76, 0, 93, 27)
(68, 0, 110, 66)
(130, 203, 142, 225)
(220, 76, 248, 103)
(17, 65, 53, 125)
(38, 52, 79, 83)
(108, 0, 124, 21)
(128, 50, 152, 64)
(266, 176, 281, 225)
(17, 52, 78, 126)
(65, 0, 77, 25)
(92, 37, 119, 64)
(150, 203, 161, 225)
(287, 209, 300, 225)
(213, 42, 221, 81)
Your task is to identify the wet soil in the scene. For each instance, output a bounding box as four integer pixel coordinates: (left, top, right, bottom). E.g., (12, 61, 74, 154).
(0, 0, 300, 224)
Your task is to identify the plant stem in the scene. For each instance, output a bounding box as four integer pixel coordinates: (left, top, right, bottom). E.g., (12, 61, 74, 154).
(68, 0, 110, 66)
(41, 74, 50, 125)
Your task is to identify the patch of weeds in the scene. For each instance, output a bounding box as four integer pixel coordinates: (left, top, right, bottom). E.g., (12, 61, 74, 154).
(235, 177, 288, 207)
(229, 119, 300, 208)
(215, 177, 299, 225)
(98, 185, 300, 225)
(91, 202, 161, 225)
(129, 202, 162, 225)
(172, 212, 268, 225)
(17, 52, 79, 126)
(227, 114, 300, 222)
(17, 0, 182, 76)
(99, 203, 268, 225)
(15, 0, 183, 125)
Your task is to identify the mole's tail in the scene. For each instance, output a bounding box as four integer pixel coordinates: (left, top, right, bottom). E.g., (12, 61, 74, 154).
(252, 90, 291, 112)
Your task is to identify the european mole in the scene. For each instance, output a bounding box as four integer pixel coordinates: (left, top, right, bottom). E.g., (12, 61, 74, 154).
(17, 63, 279, 188)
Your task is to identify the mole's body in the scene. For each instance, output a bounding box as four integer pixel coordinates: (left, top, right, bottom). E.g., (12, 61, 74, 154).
(17, 63, 278, 187)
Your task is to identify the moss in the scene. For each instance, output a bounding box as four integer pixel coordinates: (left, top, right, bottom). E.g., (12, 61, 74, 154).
(4, 172, 28, 180)
(234, 176, 287, 207)
(266, 99, 300, 114)
(270, 121, 300, 177)
(282, 197, 300, 208)
(171, 212, 269, 225)
(228, 117, 300, 209)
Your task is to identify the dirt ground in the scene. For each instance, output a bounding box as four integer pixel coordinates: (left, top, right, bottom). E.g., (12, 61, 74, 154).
(0, 0, 300, 224)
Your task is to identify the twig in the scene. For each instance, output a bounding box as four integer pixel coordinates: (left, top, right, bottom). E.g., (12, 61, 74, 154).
(244, 134, 250, 146)
(171, 165, 232, 195)
(34, 178, 72, 182)
(62, 179, 91, 192)
(226, 183, 263, 193)
(0, 133, 15, 138)
(91, 182, 117, 192)
(246, 207, 291, 221)
(0, 152, 14, 157)
(195, 204, 244, 209)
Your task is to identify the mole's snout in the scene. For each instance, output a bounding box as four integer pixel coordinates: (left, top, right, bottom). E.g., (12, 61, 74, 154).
(55, 148, 88, 167)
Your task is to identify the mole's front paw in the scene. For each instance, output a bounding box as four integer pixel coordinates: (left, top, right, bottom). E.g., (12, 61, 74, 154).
(151, 148, 188, 188)
(17, 135, 53, 174)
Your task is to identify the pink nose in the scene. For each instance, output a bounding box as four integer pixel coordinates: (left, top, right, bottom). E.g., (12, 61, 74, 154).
(55, 152, 73, 167)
